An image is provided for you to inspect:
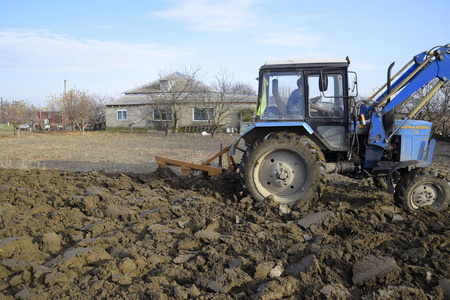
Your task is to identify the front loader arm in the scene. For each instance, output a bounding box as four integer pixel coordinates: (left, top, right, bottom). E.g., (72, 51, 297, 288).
(367, 44, 450, 150)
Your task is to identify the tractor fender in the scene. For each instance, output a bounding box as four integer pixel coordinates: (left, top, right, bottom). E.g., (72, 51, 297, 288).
(229, 122, 314, 156)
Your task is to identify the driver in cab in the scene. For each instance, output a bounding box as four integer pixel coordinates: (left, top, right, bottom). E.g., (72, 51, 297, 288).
(272, 78, 333, 117)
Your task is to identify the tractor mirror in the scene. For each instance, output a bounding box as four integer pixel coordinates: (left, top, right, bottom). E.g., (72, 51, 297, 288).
(348, 71, 358, 97)
(319, 73, 328, 92)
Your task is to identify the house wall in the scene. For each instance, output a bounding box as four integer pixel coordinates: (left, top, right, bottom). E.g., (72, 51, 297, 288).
(105, 106, 148, 129)
(106, 103, 255, 131)
(38, 111, 66, 124)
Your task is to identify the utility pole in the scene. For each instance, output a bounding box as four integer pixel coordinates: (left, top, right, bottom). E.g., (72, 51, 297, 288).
(0, 97, 3, 125)
(63, 80, 68, 129)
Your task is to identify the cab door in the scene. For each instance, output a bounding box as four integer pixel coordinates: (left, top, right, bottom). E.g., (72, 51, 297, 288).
(305, 69, 349, 151)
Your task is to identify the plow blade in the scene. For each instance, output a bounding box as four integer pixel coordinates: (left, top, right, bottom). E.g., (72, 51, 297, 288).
(155, 145, 237, 176)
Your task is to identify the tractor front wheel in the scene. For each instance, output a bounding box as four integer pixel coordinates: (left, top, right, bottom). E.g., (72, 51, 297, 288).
(240, 132, 326, 209)
(395, 168, 450, 211)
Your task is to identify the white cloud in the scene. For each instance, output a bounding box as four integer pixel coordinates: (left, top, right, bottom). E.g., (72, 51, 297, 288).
(0, 29, 193, 73)
(151, 0, 260, 32)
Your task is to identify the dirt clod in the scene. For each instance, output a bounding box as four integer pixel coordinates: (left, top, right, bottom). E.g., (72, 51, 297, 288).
(0, 166, 449, 299)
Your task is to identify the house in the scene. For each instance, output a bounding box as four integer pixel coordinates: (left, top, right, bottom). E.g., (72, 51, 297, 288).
(38, 111, 66, 124)
(105, 72, 257, 132)
(37, 111, 66, 130)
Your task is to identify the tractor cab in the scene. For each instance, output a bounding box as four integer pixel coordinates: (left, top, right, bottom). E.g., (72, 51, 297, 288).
(254, 59, 352, 151)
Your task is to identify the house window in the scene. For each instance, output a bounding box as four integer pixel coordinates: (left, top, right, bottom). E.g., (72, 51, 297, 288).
(153, 109, 172, 121)
(194, 108, 214, 121)
(117, 110, 127, 121)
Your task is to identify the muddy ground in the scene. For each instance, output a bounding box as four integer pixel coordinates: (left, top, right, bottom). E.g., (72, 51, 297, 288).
(0, 135, 449, 299)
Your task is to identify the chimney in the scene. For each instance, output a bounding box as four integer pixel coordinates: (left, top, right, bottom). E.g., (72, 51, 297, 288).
(159, 80, 172, 91)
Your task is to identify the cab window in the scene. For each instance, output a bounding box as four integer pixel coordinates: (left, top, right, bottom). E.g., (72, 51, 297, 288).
(256, 71, 305, 120)
(308, 73, 344, 118)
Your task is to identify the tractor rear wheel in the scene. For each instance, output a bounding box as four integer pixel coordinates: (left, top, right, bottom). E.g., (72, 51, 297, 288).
(240, 132, 327, 208)
(394, 168, 450, 211)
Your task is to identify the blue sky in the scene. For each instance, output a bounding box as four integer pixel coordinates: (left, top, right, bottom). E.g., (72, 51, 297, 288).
(0, 0, 448, 107)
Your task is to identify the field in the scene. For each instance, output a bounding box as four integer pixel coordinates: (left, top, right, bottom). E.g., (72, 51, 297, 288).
(0, 130, 238, 173)
(0, 130, 449, 299)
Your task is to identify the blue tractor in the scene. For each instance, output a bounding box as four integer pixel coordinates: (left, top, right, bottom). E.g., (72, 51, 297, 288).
(228, 44, 450, 211)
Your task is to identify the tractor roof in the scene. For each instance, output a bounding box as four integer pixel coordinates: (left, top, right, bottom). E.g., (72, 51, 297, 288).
(261, 58, 349, 70)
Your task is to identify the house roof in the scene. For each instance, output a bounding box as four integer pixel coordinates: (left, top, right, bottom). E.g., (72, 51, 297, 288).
(124, 72, 217, 94)
(105, 94, 154, 106)
(105, 72, 257, 107)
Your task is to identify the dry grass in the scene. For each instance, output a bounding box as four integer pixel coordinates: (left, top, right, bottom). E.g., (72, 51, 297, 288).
(0, 131, 238, 174)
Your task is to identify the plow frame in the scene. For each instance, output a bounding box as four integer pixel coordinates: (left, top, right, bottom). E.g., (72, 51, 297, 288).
(155, 145, 237, 176)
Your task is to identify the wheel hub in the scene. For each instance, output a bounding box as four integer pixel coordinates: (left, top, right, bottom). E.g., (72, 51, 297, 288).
(412, 184, 438, 207)
(252, 146, 313, 201)
(270, 162, 294, 187)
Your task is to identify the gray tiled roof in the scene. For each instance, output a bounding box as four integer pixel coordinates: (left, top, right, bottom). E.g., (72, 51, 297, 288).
(105, 94, 154, 106)
(124, 72, 217, 94)
(105, 72, 257, 107)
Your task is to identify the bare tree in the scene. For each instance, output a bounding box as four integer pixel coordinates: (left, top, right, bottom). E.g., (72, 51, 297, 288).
(48, 88, 99, 135)
(0, 98, 6, 125)
(155, 65, 203, 135)
(437, 83, 450, 137)
(2, 100, 37, 136)
(24, 104, 39, 131)
(230, 82, 256, 96)
(126, 102, 155, 133)
(398, 80, 450, 138)
(91, 94, 113, 130)
(152, 94, 172, 136)
(197, 68, 256, 137)
(419, 82, 450, 137)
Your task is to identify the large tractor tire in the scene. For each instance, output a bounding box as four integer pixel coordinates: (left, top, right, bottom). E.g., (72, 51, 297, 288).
(240, 132, 327, 208)
(394, 168, 450, 212)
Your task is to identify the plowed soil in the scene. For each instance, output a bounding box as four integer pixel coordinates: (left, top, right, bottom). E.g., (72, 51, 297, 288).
(0, 132, 449, 299)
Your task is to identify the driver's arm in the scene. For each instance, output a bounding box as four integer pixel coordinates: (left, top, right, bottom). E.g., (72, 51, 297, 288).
(310, 100, 333, 115)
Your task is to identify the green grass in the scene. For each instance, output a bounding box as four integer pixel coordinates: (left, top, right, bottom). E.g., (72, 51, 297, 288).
(0, 124, 14, 131)
(0, 124, 18, 135)
(0, 124, 39, 135)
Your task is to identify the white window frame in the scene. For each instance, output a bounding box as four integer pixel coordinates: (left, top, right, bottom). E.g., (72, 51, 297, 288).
(117, 110, 127, 121)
